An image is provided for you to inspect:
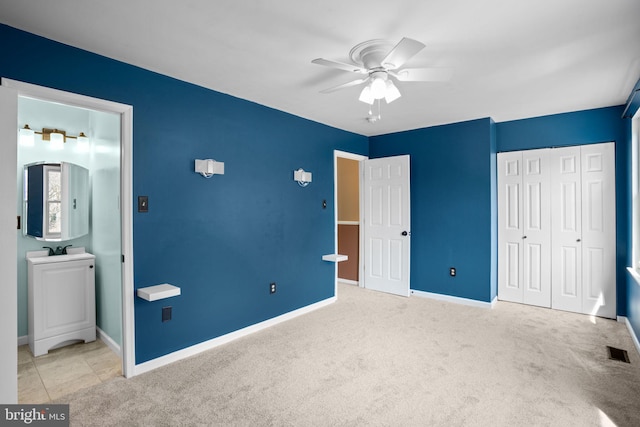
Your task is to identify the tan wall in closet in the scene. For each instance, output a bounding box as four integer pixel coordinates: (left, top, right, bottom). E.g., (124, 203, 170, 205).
(337, 157, 359, 281)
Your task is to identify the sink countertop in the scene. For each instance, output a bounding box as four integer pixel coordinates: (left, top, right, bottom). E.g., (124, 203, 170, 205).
(26, 248, 95, 264)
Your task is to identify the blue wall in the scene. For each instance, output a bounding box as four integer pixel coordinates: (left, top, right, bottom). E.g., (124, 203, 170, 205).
(369, 118, 496, 303)
(496, 106, 629, 315)
(0, 24, 368, 363)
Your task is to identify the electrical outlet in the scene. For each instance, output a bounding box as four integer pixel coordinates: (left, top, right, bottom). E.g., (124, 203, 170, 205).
(162, 306, 172, 322)
(270, 282, 276, 294)
(450, 267, 456, 277)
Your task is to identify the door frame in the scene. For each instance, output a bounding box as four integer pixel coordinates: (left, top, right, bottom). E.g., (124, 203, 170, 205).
(1, 78, 136, 382)
(333, 150, 367, 295)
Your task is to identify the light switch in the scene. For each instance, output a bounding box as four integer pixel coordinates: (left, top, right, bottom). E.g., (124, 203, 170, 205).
(138, 196, 148, 212)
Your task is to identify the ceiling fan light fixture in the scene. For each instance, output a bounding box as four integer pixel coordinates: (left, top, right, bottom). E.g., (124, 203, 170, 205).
(370, 76, 387, 100)
(385, 80, 401, 104)
(359, 85, 374, 105)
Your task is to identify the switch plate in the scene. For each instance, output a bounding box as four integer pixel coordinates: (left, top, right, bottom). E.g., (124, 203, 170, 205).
(162, 306, 172, 322)
(450, 267, 456, 277)
(270, 282, 276, 294)
(138, 196, 149, 212)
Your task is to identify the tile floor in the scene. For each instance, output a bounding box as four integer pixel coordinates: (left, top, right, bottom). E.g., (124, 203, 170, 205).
(18, 339, 122, 403)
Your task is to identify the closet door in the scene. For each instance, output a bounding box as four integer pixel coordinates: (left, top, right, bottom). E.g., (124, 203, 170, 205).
(498, 152, 524, 303)
(498, 149, 550, 307)
(521, 150, 551, 307)
(551, 143, 616, 318)
(551, 146, 583, 313)
(580, 143, 616, 318)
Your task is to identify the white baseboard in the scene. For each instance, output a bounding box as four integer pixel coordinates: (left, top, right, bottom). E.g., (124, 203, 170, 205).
(338, 279, 358, 286)
(411, 289, 497, 309)
(17, 335, 28, 346)
(618, 316, 640, 357)
(97, 327, 122, 357)
(132, 296, 337, 377)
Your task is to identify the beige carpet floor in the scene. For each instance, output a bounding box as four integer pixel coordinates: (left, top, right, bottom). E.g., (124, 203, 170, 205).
(61, 284, 640, 426)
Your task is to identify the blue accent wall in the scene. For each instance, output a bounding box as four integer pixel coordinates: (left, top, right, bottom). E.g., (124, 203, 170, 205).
(0, 24, 368, 363)
(496, 106, 629, 315)
(369, 118, 496, 302)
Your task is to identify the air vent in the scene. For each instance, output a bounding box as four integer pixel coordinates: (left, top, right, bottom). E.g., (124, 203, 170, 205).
(606, 346, 630, 363)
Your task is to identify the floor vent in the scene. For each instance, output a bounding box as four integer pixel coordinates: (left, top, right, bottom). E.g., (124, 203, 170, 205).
(607, 346, 630, 363)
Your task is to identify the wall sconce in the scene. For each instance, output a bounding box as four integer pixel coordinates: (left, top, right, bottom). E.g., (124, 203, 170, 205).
(195, 159, 225, 178)
(19, 124, 90, 150)
(294, 168, 312, 187)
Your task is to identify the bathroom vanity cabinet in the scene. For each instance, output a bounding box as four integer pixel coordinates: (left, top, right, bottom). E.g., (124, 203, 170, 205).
(27, 251, 96, 357)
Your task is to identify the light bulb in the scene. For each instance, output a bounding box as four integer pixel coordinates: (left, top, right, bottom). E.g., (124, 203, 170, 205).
(77, 132, 90, 151)
(385, 81, 401, 104)
(19, 124, 35, 146)
(370, 77, 387, 99)
(359, 85, 374, 105)
(50, 131, 64, 150)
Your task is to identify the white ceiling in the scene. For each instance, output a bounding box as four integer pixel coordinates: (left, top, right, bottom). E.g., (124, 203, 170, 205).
(1, 0, 639, 136)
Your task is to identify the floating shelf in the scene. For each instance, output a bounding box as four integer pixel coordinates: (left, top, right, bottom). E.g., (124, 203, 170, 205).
(322, 254, 348, 263)
(137, 284, 181, 301)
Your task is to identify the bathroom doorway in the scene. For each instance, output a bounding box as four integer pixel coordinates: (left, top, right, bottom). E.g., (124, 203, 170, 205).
(0, 79, 134, 402)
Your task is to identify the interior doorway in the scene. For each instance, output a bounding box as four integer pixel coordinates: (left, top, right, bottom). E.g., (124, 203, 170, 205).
(0, 78, 135, 403)
(334, 150, 367, 293)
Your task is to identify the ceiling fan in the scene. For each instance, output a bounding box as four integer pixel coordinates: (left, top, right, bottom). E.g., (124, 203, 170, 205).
(312, 37, 451, 106)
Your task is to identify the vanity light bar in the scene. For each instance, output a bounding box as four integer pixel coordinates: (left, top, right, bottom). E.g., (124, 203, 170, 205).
(20, 124, 89, 147)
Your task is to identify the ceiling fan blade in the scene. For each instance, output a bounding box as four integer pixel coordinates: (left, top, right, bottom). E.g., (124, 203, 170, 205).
(320, 78, 369, 94)
(381, 38, 426, 70)
(312, 58, 367, 74)
(392, 68, 453, 82)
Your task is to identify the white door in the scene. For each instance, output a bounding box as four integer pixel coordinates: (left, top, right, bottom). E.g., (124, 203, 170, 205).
(497, 149, 551, 307)
(498, 151, 524, 303)
(362, 155, 411, 297)
(0, 85, 18, 403)
(551, 146, 583, 313)
(551, 143, 616, 318)
(522, 149, 551, 307)
(580, 143, 616, 318)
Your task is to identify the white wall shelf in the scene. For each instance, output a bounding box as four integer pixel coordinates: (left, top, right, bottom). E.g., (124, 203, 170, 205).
(137, 284, 181, 301)
(322, 254, 348, 263)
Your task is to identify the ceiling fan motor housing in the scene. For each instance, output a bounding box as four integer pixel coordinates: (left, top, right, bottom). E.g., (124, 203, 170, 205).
(350, 40, 395, 70)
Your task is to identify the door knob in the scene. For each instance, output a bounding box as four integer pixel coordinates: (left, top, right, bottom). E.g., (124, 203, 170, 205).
(401, 231, 408, 236)
(523, 235, 527, 239)
(576, 239, 581, 242)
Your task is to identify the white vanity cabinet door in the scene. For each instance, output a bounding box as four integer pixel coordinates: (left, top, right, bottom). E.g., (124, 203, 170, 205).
(28, 256, 96, 356)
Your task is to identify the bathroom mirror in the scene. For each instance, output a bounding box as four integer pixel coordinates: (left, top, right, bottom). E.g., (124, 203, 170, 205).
(23, 161, 89, 241)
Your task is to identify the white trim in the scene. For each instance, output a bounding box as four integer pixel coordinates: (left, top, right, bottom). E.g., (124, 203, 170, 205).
(97, 327, 122, 357)
(17, 335, 28, 346)
(618, 316, 640, 357)
(2, 78, 136, 379)
(333, 150, 368, 297)
(627, 267, 640, 286)
(338, 221, 359, 225)
(133, 296, 336, 376)
(338, 279, 359, 286)
(411, 289, 497, 309)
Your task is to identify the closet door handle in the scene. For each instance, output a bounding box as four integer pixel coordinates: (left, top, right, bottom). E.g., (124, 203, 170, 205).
(522, 236, 527, 239)
(576, 239, 581, 242)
